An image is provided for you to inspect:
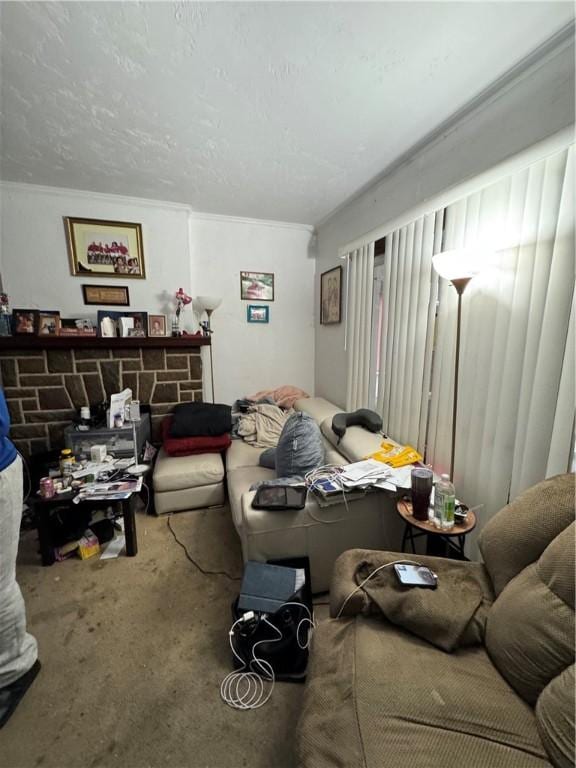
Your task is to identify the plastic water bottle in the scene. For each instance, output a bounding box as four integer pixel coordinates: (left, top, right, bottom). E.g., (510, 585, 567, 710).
(434, 474, 456, 530)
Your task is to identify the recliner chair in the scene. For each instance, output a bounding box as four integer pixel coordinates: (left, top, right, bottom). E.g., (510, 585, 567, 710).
(297, 473, 575, 768)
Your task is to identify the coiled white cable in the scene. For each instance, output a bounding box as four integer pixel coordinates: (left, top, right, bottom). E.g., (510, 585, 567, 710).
(220, 603, 315, 710)
(304, 464, 350, 522)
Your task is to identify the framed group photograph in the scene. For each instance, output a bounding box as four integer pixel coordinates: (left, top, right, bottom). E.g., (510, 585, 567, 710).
(240, 271, 274, 301)
(247, 305, 269, 324)
(320, 266, 342, 325)
(65, 217, 145, 279)
(82, 285, 130, 306)
(148, 314, 167, 337)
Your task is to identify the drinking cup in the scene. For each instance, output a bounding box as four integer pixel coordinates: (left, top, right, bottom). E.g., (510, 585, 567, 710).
(411, 468, 433, 521)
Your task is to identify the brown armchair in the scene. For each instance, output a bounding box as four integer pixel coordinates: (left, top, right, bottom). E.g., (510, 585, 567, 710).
(297, 473, 575, 768)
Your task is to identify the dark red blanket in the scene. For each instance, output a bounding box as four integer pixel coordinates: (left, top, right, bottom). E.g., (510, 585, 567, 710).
(162, 417, 231, 456)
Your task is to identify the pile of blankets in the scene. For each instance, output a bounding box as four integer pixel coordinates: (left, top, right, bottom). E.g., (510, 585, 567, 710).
(232, 385, 309, 447)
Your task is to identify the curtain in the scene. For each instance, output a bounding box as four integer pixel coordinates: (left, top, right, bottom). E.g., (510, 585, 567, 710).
(427, 145, 575, 542)
(345, 243, 374, 410)
(376, 212, 443, 451)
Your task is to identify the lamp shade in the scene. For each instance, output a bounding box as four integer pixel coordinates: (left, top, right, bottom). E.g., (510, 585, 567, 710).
(432, 249, 482, 281)
(195, 296, 222, 313)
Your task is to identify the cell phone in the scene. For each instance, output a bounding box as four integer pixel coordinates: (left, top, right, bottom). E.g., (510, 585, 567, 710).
(252, 485, 307, 510)
(394, 564, 438, 589)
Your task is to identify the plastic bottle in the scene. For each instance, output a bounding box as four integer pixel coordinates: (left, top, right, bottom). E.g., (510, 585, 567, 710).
(59, 448, 75, 476)
(434, 473, 456, 530)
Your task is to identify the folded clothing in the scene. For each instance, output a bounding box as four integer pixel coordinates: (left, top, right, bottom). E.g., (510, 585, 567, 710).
(163, 417, 231, 456)
(169, 402, 232, 438)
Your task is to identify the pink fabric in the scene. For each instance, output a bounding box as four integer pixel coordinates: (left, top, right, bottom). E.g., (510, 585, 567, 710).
(247, 385, 309, 410)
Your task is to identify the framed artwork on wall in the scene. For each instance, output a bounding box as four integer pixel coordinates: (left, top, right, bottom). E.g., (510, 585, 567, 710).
(82, 284, 130, 306)
(65, 217, 145, 279)
(240, 271, 274, 301)
(320, 265, 342, 325)
(247, 305, 269, 323)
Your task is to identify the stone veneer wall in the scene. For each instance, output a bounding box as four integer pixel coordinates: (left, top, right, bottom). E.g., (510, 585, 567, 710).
(0, 347, 202, 457)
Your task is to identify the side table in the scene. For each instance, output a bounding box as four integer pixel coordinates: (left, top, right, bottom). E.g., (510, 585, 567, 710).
(32, 491, 139, 566)
(396, 499, 476, 560)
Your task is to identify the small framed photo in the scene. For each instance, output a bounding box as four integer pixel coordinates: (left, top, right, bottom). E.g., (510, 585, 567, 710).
(247, 305, 269, 324)
(37, 311, 61, 336)
(320, 265, 342, 325)
(65, 217, 145, 279)
(148, 314, 167, 337)
(240, 271, 274, 301)
(117, 312, 147, 338)
(82, 284, 130, 306)
(12, 309, 37, 335)
(98, 310, 147, 337)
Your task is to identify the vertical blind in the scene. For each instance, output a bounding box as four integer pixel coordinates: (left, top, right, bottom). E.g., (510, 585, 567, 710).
(375, 212, 443, 452)
(427, 144, 575, 537)
(345, 243, 374, 410)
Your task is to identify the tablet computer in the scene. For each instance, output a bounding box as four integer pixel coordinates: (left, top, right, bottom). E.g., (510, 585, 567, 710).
(252, 485, 307, 510)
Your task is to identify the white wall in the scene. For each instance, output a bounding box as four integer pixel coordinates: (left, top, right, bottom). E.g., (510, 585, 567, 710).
(0, 183, 192, 321)
(190, 214, 315, 404)
(0, 184, 314, 404)
(314, 36, 575, 408)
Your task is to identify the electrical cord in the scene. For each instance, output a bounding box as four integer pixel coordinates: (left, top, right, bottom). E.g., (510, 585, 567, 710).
(167, 515, 241, 581)
(304, 464, 351, 523)
(221, 602, 315, 710)
(335, 559, 422, 619)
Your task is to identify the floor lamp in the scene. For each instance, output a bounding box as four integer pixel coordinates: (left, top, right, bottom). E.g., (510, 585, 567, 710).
(195, 295, 222, 403)
(432, 250, 481, 481)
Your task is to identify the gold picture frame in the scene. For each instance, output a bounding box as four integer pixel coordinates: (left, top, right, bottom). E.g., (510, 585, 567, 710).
(65, 217, 145, 279)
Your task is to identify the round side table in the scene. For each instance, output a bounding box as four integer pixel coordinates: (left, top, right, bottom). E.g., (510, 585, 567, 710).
(396, 499, 477, 560)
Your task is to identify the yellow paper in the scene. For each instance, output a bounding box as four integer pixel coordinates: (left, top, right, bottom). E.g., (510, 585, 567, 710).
(369, 443, 422, 468)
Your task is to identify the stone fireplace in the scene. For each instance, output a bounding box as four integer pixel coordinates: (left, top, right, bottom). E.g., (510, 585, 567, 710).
(0, 337, 209, 457)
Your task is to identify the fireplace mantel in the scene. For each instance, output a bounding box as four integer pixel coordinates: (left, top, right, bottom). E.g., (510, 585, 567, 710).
(0, 335, 211, 351)
(0, 335, 207, 456)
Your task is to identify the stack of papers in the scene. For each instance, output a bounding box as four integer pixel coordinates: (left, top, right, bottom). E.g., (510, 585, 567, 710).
(73, 477, 142, 504)
(340, 459, 393, 488)
(339, 460, 415, 492)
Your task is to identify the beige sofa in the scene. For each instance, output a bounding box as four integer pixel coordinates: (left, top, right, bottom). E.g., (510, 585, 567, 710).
(226, 397, 405, 593)
(297, 473, 575, 768)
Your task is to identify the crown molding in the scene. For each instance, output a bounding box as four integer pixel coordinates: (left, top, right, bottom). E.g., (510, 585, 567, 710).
(188, 210, 314, 233)
(318, 21, 576, 230)
(0, 180, 193, 212)
(0, 180, 315, 232)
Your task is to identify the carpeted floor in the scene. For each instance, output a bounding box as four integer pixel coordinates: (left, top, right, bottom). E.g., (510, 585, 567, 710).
(2, 504, 324, 768)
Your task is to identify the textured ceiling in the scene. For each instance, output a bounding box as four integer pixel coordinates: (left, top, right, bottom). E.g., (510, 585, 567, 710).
(0, 2, 573, 224)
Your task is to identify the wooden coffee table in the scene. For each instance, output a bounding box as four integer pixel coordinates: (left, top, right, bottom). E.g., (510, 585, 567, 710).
(396, 498, 477, 559)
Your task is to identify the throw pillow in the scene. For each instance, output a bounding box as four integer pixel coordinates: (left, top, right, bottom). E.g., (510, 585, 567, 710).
(275, 412, 324, 478)
(259, 447, 277, 470)
(162, 417, 231, 456)
(169, 402, 232, 438)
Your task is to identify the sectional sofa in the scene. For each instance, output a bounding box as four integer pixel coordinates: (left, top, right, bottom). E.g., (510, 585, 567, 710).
(225, 397, 405, 592)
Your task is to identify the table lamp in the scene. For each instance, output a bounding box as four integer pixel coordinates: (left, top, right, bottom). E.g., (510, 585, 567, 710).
(432, 249, 482, 480)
